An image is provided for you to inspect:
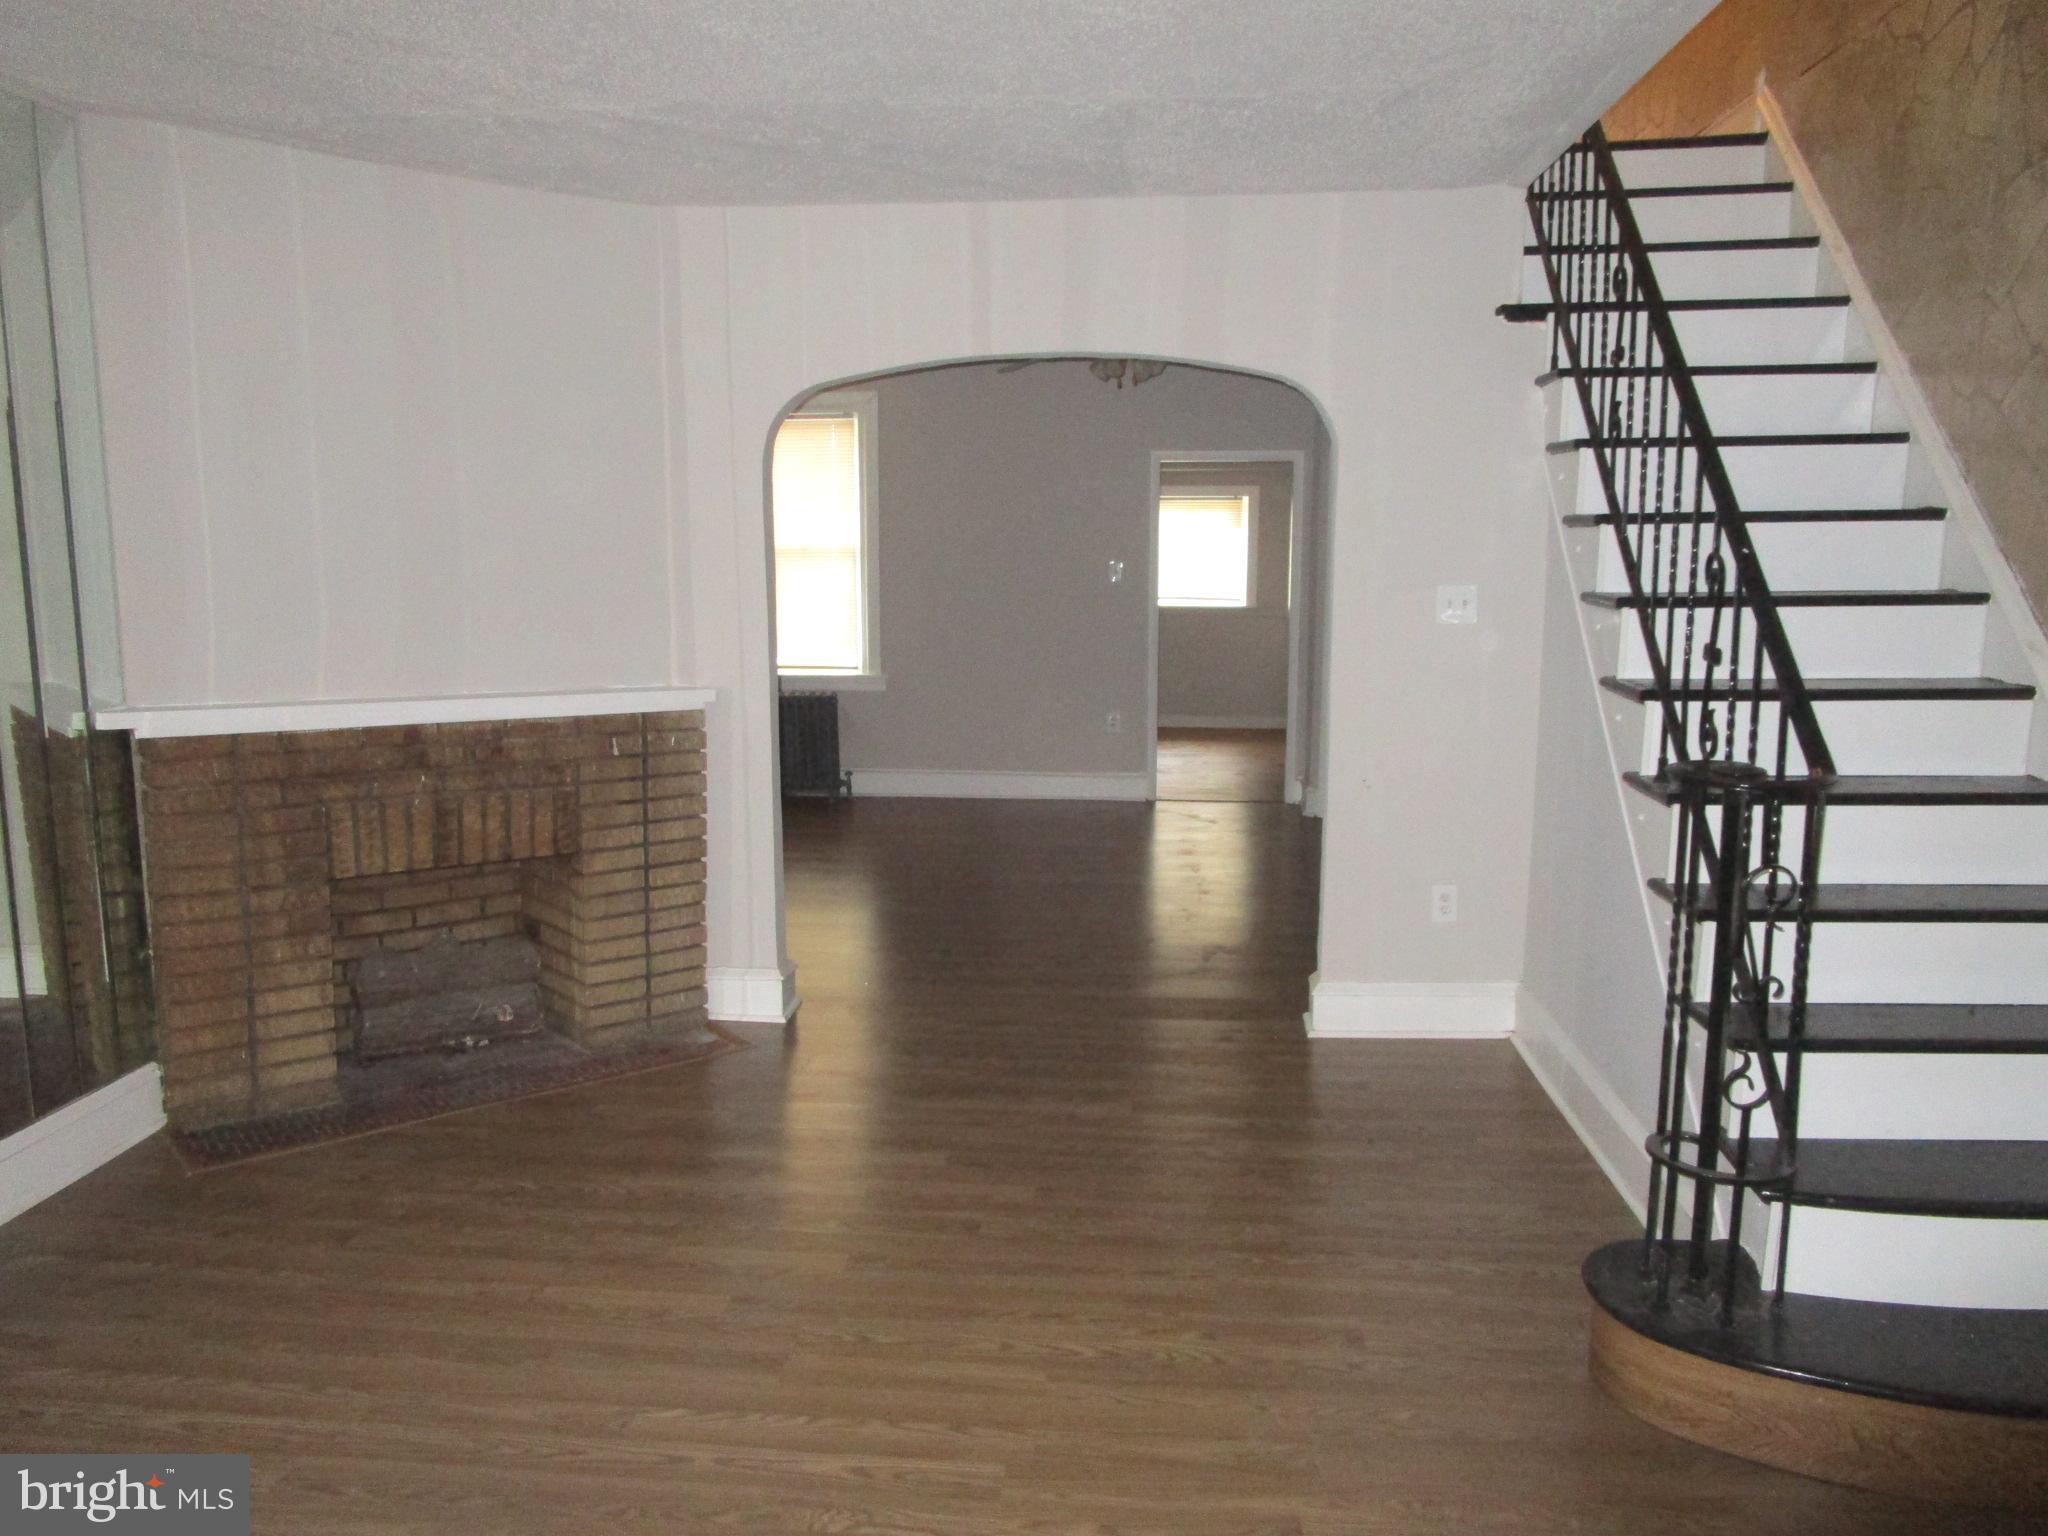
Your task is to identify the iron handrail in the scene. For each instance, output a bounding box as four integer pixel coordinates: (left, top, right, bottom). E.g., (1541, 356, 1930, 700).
(1529, 124, 1835, 783)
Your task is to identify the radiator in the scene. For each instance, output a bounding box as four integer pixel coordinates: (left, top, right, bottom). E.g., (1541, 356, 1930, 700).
(779, 691, 852, 798)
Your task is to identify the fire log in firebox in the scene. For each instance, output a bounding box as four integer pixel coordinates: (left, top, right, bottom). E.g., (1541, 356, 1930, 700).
(349, 935, 546, 1061)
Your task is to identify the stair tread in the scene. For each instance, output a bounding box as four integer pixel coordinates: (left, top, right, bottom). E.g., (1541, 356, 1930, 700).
(1524, 236, 1820, 255)
(1584, 1239, 2048, 1416)
(1649, 878, 2048, 922)
(1543, 362, 1878, 381)
(1588, 588, 1985, 609)
(1551, 431, 1905, 453)
(1604, 675, 2034, 703)
(1564, 505, 1942, 527)
(1607, 132, 1772, 151)
(1624, 770, 2048, 805)
(1534, 181, 1794, 200)
(1752, 1138, 2048, 1218)
(1719, 1000, 2048, 1053)
(1569, 295, 1847, 311)
(1518, 296, 1849, 320)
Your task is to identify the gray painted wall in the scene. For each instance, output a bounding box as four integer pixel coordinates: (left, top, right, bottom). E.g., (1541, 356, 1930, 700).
(791, 360, 1323, 781)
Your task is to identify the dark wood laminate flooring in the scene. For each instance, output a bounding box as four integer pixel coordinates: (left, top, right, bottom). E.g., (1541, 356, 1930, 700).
(0, 797, 2032, 1531)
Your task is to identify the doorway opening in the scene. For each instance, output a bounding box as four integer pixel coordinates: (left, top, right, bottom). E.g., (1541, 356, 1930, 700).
(1151, 454, 1304, 805)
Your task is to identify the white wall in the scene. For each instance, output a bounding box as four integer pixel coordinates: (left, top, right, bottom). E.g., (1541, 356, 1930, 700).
(1515, 517, 1667, 1208)
(1157, 459, 1294, 728)
(74, 116, 690, 706)
(671, 192, 1553, 1009)
(791, 361, 1317, 779)
(75, 118, 1553, 1020)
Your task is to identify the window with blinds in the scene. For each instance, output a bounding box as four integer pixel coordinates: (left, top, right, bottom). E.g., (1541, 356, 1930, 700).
(1157, 493, 1254, 607)
(772, 410, 869, 671)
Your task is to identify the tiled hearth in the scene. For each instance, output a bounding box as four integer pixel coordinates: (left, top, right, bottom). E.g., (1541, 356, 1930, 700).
(127, 705, 709, 1130)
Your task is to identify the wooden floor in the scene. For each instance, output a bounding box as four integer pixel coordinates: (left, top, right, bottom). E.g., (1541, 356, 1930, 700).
(1, 797, 2034, 1533)
(1156, 727, 1286, 802)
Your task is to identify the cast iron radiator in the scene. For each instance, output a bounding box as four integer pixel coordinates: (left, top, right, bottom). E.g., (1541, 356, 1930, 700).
(779, 691, 852, 798)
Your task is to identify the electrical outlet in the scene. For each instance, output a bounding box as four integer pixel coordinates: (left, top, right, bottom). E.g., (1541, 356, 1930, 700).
(1106, 711, 1123, 734)
(1436, 585, 1479, 625)
(1431, 884, 1458, 923)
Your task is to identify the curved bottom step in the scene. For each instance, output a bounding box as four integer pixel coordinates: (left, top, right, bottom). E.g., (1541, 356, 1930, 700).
(1585, 1241, 2048, 1510)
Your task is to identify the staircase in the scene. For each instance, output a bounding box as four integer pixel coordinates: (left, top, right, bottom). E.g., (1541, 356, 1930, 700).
(1515, 127, 2048, 1508)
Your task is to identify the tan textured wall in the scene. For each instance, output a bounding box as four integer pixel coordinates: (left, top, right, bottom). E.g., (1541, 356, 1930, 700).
(1606, 0, 2048, 610)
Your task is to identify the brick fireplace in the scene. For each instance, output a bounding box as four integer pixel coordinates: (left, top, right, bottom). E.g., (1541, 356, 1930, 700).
(129, 706, 708, 1130)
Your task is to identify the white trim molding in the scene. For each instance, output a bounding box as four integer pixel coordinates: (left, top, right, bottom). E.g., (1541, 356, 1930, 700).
(1512, 990, 1650, 1222)
(1157, 714, 1287, 730)
(95, 685, 718, 739)
(708, 963, 799, 1024)
(1, 1065, 164, 1225)
(1304, 977, 1518, 1039)
(849, 769, 1151, 801)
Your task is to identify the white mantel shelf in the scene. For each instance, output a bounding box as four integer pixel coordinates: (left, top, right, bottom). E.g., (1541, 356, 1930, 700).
(92, 687, 718, 740)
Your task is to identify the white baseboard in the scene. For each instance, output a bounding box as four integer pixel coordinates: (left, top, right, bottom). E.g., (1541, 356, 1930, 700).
(1, 1064, 164, 1226)
(1157, 715, 1286, 730)
(850, 769, 1152, 801)
(707, 963, 799, 1024)
(1301, 783, 1325, 818)
(1512, 989, 1651, 1222)
(1284, 777, 1304, 805)
(1304, 977, 1518, 1039)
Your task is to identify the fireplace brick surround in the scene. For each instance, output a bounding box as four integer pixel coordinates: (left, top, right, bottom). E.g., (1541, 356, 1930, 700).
(133, 709, 707, 1129)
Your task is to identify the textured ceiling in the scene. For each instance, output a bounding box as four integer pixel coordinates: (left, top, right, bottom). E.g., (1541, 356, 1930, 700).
(0, 0, 1713, 206)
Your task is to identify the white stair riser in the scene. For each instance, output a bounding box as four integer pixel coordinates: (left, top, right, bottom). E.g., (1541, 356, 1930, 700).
(1737, 442, 1905, 510)
(1594, 520, 1944, 592)
(1797, 803, 2048, 883)
(1788, 1054, 2048, 1141)
(1668, 306, 1846, 366)
(1685, 917, 2048, 1007)
(1521, 245, 1819, 304)
(1783, 1209, 2048, 1309)
(1633, 697, 2032, 777)
(1629, 190, 1795, 243)
(1734, 921, 2048, 1004)
(1572, 442, 1906, 515)
(1617, 605, 1985, 681)
(1648, 803, 2048, 887)
(1558, 373, 1876, 438)
(1611, 143, 1773, 188)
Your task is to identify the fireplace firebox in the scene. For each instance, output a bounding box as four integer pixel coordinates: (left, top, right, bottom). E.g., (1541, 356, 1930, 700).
(125, 706, 709, 1131)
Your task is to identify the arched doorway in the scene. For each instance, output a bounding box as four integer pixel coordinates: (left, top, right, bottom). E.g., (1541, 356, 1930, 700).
(757, 353, 1334, 1033)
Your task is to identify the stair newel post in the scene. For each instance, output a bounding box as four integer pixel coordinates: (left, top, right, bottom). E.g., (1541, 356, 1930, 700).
(1646, 765, 1707, 1281)
(1774, 776, 1830, 1300)
(1688, 762, 1765, 1285)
